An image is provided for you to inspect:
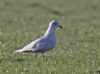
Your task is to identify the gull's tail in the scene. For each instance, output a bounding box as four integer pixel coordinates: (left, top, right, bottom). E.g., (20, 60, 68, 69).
(14, 49, 25, 53)
(14, 48, 32, 53)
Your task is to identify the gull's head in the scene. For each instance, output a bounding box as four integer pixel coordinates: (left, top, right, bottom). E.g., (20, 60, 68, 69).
(49, 20, 63, 29)
(44, 20, 63, 36)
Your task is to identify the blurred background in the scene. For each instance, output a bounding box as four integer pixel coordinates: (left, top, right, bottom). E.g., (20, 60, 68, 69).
(0, 0, 100, 74)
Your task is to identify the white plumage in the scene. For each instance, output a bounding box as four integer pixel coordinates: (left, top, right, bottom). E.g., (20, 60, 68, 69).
(14, 20, 63, 53)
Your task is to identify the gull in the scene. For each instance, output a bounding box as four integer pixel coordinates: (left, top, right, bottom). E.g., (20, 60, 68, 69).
(14, 20, 63, 53)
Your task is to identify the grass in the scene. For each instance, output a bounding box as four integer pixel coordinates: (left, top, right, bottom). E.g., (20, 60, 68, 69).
(0, 0, 100, 74)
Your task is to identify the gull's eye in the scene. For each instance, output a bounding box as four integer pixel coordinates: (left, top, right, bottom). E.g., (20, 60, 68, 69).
(54, 22, 57, 25)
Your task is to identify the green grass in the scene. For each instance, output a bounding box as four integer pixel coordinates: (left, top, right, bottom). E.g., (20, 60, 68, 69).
(0, 0, 100, 74)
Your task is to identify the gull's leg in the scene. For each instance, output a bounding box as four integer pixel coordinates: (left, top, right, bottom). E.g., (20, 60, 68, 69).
(39, 51, 45, 57)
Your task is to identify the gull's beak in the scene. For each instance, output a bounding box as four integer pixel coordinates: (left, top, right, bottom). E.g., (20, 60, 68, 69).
(58, 25, 63, 28)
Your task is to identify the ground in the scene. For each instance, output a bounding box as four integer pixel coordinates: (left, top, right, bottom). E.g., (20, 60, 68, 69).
(0, 0, 100, 74)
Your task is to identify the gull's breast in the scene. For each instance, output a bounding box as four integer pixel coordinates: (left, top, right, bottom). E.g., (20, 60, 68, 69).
(45, 34, 56, 50)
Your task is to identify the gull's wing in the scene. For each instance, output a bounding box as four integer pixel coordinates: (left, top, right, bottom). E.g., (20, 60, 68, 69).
(32, 36, 56, 52)
(32, 36, 48, 52)
(14, 36, 48, 53)
(15, 35, 55, 53)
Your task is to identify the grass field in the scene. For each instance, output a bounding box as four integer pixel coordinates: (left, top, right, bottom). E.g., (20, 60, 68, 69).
(0, 0, 100, 74)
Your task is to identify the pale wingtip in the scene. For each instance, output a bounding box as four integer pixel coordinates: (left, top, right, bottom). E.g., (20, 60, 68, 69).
(13, 49, 23, 53)
(13, 50, 19, 53)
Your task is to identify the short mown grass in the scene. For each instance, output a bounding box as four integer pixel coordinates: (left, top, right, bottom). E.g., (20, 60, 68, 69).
(0, 0, 100, 74)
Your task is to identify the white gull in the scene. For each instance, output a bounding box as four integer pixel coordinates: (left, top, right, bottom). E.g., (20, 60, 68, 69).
(14, 20, 63, 53)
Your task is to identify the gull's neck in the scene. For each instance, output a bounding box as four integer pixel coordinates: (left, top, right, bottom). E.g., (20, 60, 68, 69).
(44, 25, 56, 37)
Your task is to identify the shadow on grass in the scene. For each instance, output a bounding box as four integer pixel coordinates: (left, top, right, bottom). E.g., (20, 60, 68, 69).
(0, 57, 26, 63)
(28, 3, 40, 8)
(90, 70, 100, 74)
(13, 58, 26, 62)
